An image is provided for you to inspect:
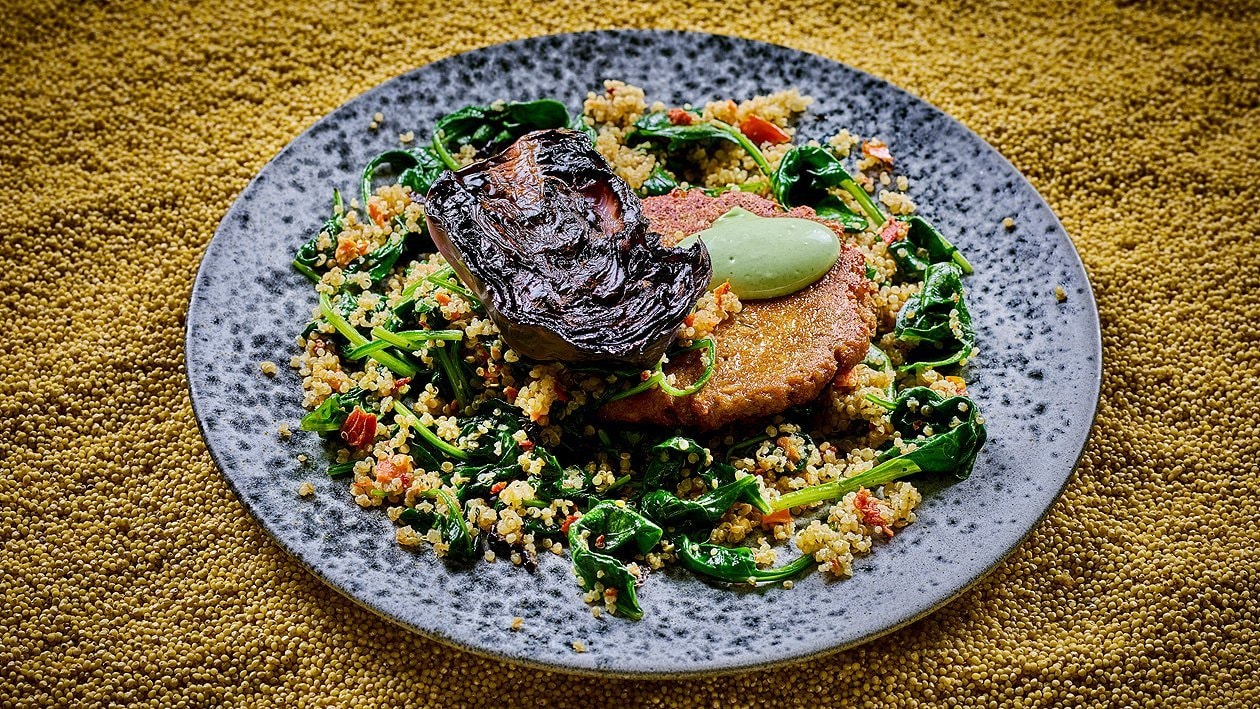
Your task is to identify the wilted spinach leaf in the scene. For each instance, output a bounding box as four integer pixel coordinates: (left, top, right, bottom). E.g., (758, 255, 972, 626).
(292, 189, 346, 282)
(772, 146, 878, 232)
(675, 535, 812, 584)
(887, 216, 973, 280)
(772, 386, 987, 511)
(894, 262, 976, 372)
(639, 474, 769, 528)
(637, 164, 680, 197)
(568, 502, 663, 619)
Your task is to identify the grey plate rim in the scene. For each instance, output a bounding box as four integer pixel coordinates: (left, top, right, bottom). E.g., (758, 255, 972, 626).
(185, 29, 1103, 678)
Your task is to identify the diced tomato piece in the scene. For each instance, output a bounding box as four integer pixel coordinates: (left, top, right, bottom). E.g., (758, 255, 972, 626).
(760, 508, 792, 530)
(683, 313, 696, 327)
(854, 489, 894, 536)
(560, 514, 580, 534)
(334, 234, 367, 265)
(367, 200, 387, 226)
(776, 436, 801, 464)
(340, 407, 377, 448)
(375, 457, 413, 486)
(519, 440, 534, 452)
(879, 220, 909, 244)
(374, 459, 398, 483)
(434, 292, 451, 305)
(667, 107, 694, 126)
(739, 115, 790, 145)
(490, 481, 507, 495)
(833, 367, 858, 391)
(503, 386, 519, 402)
(862, 138, 894, 166)
(713, 281, 732, 308)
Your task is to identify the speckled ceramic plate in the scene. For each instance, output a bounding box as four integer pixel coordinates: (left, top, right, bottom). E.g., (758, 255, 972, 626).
(186, 30, 1101, 677)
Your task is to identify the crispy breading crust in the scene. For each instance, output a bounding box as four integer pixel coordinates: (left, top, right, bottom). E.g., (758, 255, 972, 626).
(599, 191, 876, 430)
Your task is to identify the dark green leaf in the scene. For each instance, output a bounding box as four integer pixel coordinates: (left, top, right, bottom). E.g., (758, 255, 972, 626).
(628, 112, 775, 178)
(397, 146, 446, 196)
(569, 111, 598, 143)
(639, 475, 767, 528)
(675, 535, 812, 584)
(453, 403, 533, 502)
(292, 190, 345, 278)
(894, 262, 976, 372)
(770, 386, 987, 511)
(433, 99, 570, 162)
(772, 146, 869, 232)
(568, 502, 663, 619)
(637, 164, 679, 197)
(342, 227, 409, 285)
(627, 111, 736, 152)
(641, 436, 706, 490)
(883, 386, 987, 480)
(433, 490, 477, 561)
(887, 216, 972, 280)
(527, 446, 605, 507)
(298, 386, 367, 433)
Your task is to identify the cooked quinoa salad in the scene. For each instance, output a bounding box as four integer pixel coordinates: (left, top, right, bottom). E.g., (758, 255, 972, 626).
(286, 81, 987, 620)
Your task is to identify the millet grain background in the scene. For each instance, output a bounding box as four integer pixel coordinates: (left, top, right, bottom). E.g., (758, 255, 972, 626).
(1, 0, 1257, 705)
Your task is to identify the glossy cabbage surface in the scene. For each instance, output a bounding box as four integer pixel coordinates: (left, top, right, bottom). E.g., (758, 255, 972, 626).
(425, 129, 711, 366)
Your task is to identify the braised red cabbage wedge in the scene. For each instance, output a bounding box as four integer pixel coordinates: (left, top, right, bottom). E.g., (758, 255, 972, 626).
(424, 129, 711, 367)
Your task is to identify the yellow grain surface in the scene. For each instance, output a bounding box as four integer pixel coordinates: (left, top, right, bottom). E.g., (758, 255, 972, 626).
(1, 1, 1258, 706)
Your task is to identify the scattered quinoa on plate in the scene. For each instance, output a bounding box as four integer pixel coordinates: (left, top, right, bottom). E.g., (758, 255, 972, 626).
(285, 81, 987, 619)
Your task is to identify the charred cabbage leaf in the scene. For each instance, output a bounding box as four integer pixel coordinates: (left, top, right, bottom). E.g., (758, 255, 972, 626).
(425, 129, 712, 366)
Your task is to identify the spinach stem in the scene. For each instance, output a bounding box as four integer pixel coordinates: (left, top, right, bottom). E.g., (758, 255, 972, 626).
(327, 461, 357, 479)
(753, 553, 814, 582)
(840, 178, 887, 226)
(951, 250, 975, 274)
(657, 338, 717, 397)
(361, 150, 419, 208)
(425, 273, 483, 309)
(432, 341, 471, 408)
(712, 120, 774, 178)
(319, 294, 417, 377)
(292, 260, 320, 283)
(605, 371, 663, 403)
(370, 327, 419, 352)
(343, 340, 392, 361)
(392, 400, 469, 461)
(771, 458, 921, 512)
(606, 338, 717, 402)
(431, 132, 460, 171)
(864, 392, 897, 411)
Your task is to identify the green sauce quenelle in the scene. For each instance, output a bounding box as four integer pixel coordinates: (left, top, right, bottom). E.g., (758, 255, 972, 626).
(678, 207, 841, 300)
